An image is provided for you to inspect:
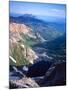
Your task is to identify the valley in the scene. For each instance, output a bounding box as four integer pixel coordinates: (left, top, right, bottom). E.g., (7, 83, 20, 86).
(9, 14, 66, 88)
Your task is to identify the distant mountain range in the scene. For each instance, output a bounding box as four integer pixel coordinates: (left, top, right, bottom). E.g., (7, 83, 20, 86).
(10, 14, 63, 41)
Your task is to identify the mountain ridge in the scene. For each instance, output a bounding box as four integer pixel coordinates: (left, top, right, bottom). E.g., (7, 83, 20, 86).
(10, 14, 62, 41)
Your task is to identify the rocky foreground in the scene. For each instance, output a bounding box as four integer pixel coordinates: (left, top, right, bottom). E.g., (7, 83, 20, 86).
(9, 61, 66, 89)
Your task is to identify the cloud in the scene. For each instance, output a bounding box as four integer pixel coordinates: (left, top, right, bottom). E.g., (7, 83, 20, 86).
(51, 9, 60, 12)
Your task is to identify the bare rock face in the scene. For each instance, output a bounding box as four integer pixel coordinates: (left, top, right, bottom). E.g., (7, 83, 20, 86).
(10, 23, 31, 34)
(9, 42, 38, 64)
(20, 44, 38, 64)
(9, 22, 36, 42)
(25, 47, 38, 64)
(9, 22, 31, 43)
(9, 22, 38, 64)
(10, 77, 39, 88)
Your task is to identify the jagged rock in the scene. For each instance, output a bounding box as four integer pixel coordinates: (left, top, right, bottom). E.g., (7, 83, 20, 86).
(9, 77, 39, 88)
(25, 47, 38, 64)
(9, 22, 36, 42)
(9, 23, 31, 34)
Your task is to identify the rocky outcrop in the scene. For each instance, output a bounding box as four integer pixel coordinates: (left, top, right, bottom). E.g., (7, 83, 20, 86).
(9, 22, 38, 65)
(25, 47, 38, 64)
(9, 77, 39, 88)
(9, 62, 66, 88)
(9, 22, 36, 42)
(10, 23, 31, 34)
(10, 42, 38, 64)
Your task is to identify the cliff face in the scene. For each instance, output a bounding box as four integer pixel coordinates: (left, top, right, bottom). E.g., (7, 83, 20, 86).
(10, 23, 31, 34)
(9, 22, 38, 65)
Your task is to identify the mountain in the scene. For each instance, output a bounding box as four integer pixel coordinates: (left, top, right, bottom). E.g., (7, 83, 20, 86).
(9, 14, 66, 88)
(33, 33, 66, 63)
(10, 14, 62, 41)
(46, 33, 66, 63)
(9, 22, 38, 65)
(9, 14, 66, 66)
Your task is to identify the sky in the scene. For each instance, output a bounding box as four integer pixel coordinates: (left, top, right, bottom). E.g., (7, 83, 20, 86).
(9, 1, 66, 22)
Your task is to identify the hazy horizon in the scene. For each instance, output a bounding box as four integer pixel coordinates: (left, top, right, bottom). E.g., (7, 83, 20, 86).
(10, 1, 66, 22)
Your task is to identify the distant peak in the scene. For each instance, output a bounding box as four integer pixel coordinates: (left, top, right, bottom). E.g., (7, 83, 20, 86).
(18, 14, 36, 18)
